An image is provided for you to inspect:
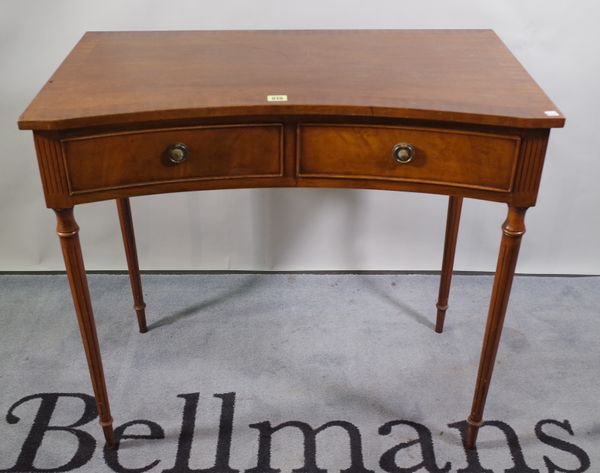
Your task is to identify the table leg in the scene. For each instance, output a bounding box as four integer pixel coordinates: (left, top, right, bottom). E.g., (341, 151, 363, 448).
(54, 208, 116, 449)
(435, 196, 463, 333)
(116, 198, 148, 333)
(465, 206, 527, 449)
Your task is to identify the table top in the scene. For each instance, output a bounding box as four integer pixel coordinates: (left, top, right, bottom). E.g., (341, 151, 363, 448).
(18, 29, 564, 131)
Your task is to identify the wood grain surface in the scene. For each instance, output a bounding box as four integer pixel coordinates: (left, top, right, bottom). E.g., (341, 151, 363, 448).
(297, 124, 520, 192)
(18, 30, 565, 130)
(62, 124, 283, 194)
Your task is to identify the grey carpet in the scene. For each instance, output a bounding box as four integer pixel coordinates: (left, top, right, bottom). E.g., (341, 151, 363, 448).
(0, 273, 598, 472)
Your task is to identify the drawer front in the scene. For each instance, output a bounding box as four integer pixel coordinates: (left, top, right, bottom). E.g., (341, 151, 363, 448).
(63, 124, 283, 194)
(298, 125, 520, 192)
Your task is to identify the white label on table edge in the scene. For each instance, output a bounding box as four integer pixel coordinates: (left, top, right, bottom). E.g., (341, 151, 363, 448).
(267, 95, 288, 102)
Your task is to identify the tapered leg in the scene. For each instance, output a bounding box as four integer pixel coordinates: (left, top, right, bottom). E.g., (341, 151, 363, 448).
(465, 206, 527, 449)
(435, 196, 463, 333)
(54, 208, 116, 449)
(116, 198, 147, 333)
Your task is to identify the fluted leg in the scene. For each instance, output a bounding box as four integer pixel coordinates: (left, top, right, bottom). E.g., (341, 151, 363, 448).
(116, 198, 147, 333)
(465, 206, 527, 449)
(435, 196, 463, 333)
(54, 208, 115, 449)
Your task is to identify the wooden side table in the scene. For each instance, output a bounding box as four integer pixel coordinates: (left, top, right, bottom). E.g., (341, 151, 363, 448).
(18, 30, 565, 450)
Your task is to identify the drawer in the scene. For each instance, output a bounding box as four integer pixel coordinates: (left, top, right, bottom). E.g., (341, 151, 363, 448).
(297, 125, 520, 192)
(63, 124, 283, 194)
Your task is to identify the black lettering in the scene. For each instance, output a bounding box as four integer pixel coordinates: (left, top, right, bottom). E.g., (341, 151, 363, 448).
(535, 419, 590, 472)
(245, 420, 373, 473)
(448, 420, 538, 473)
(104, 419, 165, 473)
(378, 420, 450, 473)
(162, 392, 239, 473)
(0, 393, 96, 472)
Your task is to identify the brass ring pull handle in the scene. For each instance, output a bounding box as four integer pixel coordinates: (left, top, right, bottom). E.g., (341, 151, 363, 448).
(165, 143, 188, 165)
(392, 143, 415, 164)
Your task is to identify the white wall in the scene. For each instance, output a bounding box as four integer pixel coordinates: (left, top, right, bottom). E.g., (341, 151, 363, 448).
(1, 0, 598, 273)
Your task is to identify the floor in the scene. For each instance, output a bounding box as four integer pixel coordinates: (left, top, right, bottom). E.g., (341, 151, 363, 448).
(0, 273, 598, 472)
